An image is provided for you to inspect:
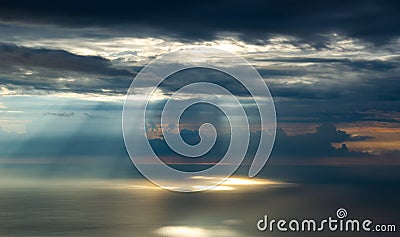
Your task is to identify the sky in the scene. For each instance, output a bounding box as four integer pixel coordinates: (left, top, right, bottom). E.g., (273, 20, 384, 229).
(1, 1, 400, 172)
(0, 1, 399, 236)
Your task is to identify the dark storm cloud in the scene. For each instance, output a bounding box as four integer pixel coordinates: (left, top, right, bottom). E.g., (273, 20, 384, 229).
(0, 42, 134, 94)
(258, 55, 400, 122)
(156, 67, 251, 96)
(277, 109, 400, 124)
(257, 57, 399, 71)
(0, 1, 399, 44)
(128, 62, 400, 125)
(271, 124, 371, 158)
(150, 56, 400, 103)
(0, 42, 131, 76)
(274, 96, 400, 125)
(268, 75, 400, 102)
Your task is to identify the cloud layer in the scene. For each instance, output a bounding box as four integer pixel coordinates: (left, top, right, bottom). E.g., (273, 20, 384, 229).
(1, 1, 400, 44)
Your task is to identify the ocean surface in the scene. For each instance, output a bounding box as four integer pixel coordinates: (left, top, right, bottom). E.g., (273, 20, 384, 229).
(0, 166, 398, 237)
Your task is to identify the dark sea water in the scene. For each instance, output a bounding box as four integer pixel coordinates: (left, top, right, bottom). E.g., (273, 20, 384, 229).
(0, 166, 398, 237)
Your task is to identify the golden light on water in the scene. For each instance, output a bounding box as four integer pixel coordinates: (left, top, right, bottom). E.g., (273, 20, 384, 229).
(188, 176, 289, 191)
(220, 177, 282, 186)
(154, 226, 241, 237)
(155, 226, 207, 237)
(0, 176, 291, 193)
(192, 185, 235, 191)
(114, 176, 291, 192)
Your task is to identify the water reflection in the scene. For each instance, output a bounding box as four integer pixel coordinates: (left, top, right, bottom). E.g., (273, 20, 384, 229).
(0, 167, 398, 237)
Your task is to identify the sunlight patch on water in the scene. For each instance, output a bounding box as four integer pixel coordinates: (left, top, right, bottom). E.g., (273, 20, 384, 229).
(0, 176, 292, 193)
(154, 226, 242, 237)
(103, 176, 291, 192)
